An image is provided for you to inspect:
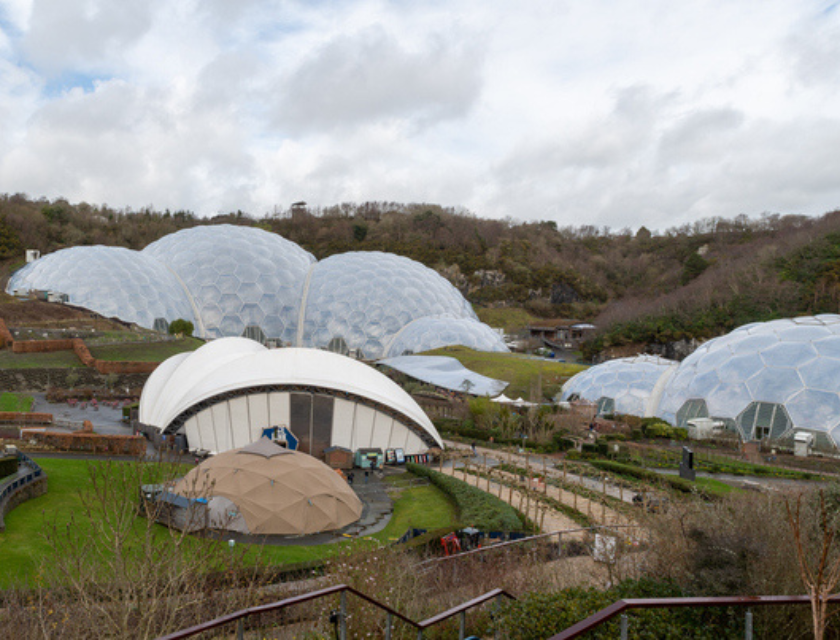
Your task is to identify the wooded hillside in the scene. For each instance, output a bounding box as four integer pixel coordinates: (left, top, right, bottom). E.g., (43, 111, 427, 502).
(3, 193, 839, 358)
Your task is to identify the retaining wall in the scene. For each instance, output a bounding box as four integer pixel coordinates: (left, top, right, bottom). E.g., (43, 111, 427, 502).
(0, 368, 150, 392)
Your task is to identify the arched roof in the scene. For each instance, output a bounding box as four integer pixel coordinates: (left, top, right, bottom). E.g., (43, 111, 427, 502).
(8, 225, 506, 357)
(656, 314, 840, 445)
(139, 338, 442, 448)
(560, 355, 678, 417)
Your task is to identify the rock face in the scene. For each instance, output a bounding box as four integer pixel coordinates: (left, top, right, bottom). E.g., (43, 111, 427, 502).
(474, 269, 506, 288)
(550, 282, 580, 305)
(647, 339, 704, 361)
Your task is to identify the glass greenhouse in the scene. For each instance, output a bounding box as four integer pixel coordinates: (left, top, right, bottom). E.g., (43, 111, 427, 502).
(7, 225, 507, 357)
(656, 314, 840, 447)
(559, 355, 678, 417)
(6, 246, 195, 329)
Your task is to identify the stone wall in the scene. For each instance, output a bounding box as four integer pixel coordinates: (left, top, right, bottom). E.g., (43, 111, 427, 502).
(0, 368, 150, 392)
(0, 473, 47, 532)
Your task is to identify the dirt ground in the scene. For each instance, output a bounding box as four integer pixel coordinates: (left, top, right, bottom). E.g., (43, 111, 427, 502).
(0, 299, 128, 331)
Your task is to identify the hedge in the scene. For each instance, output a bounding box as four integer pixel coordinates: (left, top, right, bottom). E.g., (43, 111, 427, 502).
(588, 460, 705, 496)
(407, 463, 524, 532)
(496, 577, 743, 639)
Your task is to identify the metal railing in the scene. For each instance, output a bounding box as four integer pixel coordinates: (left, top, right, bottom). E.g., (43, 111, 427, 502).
(157, 583, 514, 640)
(549, 593, 840, 639)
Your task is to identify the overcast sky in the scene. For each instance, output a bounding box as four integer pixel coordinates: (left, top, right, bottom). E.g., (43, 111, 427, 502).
(1, 0, 839, 230)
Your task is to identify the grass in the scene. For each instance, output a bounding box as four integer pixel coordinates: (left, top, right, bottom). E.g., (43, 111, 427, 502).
(474, 307, 540, 333)
(421, 345, 587, 399)
(0, 460, 458, 587)
(0, 350, 84, 369)
(0, 393, 34, 412)
(88, 337, 203, 362)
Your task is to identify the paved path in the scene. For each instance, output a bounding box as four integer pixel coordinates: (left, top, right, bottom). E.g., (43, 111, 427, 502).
(441, 441, 637, 534)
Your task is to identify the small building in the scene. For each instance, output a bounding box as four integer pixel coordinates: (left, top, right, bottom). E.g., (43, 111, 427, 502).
(526, 319, 596, 350)
(793, 431, 814, 457)
(324, 445, 353, 470)
(354, 448, 383, 469)
(686, 417, 725, 441)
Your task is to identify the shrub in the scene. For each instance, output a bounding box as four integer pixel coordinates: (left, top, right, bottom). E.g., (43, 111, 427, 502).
(497, 577, 741, 639)
(407, 463, 524, 531)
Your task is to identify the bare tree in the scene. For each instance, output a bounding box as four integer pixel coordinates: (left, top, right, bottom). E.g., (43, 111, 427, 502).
(786, 490, 840, 640)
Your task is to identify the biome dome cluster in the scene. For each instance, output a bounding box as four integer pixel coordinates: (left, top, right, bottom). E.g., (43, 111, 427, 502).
(7, 225, 507, 359)
(560, 314, 840, 449)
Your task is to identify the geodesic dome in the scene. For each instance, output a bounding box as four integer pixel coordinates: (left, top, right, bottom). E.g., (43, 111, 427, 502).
(143, 225, 315, 341)
(656, 314, 840, 448)
(297, 252, 491, 359)
(384, 315, 508, 357)
(559, 355, 678, 417)
(7, 225, 506, 356)
(6, 246, 195, 329)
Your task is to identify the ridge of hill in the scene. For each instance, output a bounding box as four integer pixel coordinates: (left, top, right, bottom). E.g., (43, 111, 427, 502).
(3, 194, 840, 357)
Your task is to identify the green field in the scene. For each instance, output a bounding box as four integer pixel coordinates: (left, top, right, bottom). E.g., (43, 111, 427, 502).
(0, 393, 34, 412)
(474, 307, 540, 333)
(422, 345, 587, 399)
(88, 337, 203, 362)
(0, 458, 458, 587)
(0, 350, 84, 369)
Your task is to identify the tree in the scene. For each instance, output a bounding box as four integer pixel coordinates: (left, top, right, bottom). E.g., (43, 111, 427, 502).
(787, 490, 840, 640)
(168, 319, 194, 337)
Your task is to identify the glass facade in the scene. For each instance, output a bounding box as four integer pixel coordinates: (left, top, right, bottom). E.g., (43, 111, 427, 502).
(657, 315, 840, 446)
(560, 355, 677, 418)
(6, 245, 195, 329)
(7, 225, 507, 356)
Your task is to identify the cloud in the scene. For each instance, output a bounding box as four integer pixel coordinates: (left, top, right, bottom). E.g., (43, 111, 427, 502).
(1, 0, 839, 228)
(270, 25, 484, 132)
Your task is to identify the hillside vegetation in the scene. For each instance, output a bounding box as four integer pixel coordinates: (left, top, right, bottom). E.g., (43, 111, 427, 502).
(3, 194, 840, 358)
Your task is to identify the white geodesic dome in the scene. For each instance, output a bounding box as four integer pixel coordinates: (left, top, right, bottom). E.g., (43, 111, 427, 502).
(143, 225, 315, 341)
(6, 246, 195, 329)
(7, 226, 507, 357)
(656, 314, 840, 447)
(297, 252, 484, 359)
(384, 315, 507, 357)
(559, 355, 678, 417)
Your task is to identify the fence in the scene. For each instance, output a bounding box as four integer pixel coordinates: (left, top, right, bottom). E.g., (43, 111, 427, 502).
(157, 583, 515, 640)
(548, 593, 840, 639)
(0, 451, 45, 531)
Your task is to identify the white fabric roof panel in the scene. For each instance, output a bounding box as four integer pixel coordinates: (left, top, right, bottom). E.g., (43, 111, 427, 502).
(377, 355, 509, 397)
(139, 339, 442, 448)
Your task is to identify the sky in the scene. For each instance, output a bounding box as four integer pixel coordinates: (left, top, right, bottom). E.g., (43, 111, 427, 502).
(1, 0, 839, 231)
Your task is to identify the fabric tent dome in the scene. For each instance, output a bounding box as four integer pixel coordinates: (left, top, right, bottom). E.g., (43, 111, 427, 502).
(173, 438, 362, 535)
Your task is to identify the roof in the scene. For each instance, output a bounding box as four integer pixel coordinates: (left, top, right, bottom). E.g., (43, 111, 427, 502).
(139, 339, 442, 448)
(377, 355, 508, 397)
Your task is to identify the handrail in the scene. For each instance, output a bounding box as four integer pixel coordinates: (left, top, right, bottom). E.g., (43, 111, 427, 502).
(548, 593, 840, 639)
(157, 583, 516, 639)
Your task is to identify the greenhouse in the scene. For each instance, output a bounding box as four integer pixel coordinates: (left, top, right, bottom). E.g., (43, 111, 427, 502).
(138, 338, 444, 457)
(656, 314, 840, 448)
(559, 355, 678, 417)
(6, 225, 506, 357)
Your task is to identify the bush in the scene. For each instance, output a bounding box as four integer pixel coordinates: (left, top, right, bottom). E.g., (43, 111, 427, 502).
(407, 463, 524, 531)
(497, 577, 741, 639)
(552, 434, 576, 452)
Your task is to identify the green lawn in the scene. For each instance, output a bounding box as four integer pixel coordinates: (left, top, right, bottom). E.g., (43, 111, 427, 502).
(474, 307, 540, 333)
(0, 350, 84, 369)
(88, 337, 203, 362)
(0, 459, 458, 587)
(422, 345, 587, 399)
(0, 392, 34, 412)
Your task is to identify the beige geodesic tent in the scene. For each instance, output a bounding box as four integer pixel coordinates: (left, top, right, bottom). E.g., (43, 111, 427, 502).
(173, 438, 362, 535)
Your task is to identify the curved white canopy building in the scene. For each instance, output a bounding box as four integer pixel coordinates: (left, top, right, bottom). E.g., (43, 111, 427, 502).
(139, 339, 443, 457)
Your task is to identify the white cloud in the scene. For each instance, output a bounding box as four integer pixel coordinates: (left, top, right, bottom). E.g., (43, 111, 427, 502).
(1, 0, 839, 227)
